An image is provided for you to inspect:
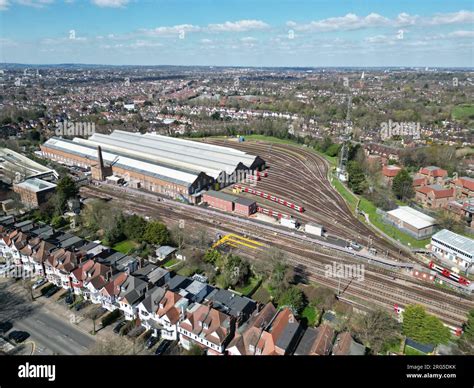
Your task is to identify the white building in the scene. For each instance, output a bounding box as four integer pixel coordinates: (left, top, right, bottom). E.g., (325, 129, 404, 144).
(431, 229, 474, 270)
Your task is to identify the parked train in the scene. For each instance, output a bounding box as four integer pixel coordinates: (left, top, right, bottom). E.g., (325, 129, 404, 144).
(233, 185, 305, 212)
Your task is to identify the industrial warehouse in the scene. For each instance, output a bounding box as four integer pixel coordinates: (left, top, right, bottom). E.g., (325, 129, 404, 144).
(40, 131, 265, 203)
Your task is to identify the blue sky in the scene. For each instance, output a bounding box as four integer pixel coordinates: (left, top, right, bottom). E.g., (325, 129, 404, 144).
(0, 0, 473, 67)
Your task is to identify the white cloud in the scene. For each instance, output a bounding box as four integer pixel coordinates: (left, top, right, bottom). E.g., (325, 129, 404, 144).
(448, 30, 474, 38)
(200, 38, 212, 44)
(287, 13, 389, 32)
(240, 36, 257, 42)
(91, 0, 129, 8)
(141, 24, 201, 36)
(207, 20, 269, 32)
(16, 0, 53, 8)
(287, 11, 474, 32)
(0, 0, 9, 10)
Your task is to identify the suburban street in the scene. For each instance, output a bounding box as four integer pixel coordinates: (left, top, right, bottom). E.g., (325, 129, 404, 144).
(13, 308, 95, 355)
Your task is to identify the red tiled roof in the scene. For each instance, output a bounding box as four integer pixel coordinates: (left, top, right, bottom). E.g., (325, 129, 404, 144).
(382, 166, 401, 178)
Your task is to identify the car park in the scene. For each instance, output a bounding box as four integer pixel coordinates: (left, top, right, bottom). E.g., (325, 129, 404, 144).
(154, 340, 171, 355)
(8, 331, 30, 344)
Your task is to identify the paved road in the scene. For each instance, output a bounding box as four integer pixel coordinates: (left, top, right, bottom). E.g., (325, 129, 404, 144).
(13, 309, 95, 355)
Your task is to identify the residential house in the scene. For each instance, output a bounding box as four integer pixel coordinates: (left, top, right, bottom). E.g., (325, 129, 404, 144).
(45, 248, 81, 289)
(418, 166, 448, 185)
(415, 184, 455, 209)
(81, 261, 112, 302)
(206, 289, 256, 322)
(453, 177, 474, 199)
(132, 264, 170, 287)
(294, 324, 334, 355)
(178, 303, 235, 355)
(155, 290, 186, 340)
(137, 286, 167, 337)
(332, 332, 366, 355)
(99, 272, 129, 311)
(381, 165, 401, 186)
(447, 198, 474, 231)
(178, 279, 214, 303)
(227, 304, 302, 356)
(117, 275, 148, 320)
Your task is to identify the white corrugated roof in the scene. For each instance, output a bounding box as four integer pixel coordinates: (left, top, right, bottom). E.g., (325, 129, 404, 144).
(432, 229, 474, 257)
(43, 138, 200, 185)
(74, 135, 223, 179)
(387, 206, 436, 230)
(108, 130, 258, 171)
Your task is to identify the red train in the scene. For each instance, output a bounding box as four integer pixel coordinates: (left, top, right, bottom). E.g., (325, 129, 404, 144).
(257, 206, 290, 219)
(429, 261, 471, 286)
(233, 185, 305, 212)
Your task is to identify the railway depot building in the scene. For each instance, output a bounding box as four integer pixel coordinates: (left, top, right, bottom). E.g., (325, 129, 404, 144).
(40, 130, 264, 204)
(430, 229, 474, 271)
(13, 178, 57, 208)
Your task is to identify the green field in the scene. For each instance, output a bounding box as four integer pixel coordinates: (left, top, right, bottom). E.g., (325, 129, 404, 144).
(331, 176, 358, 211)
(112, 240, 137, 254)
(452, 104, 474, 121)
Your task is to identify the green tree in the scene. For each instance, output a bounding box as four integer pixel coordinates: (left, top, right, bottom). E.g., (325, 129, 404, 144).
(347, 161, 367, 194)
(458, 309, 474, 354)
(402, 305, 451, 346)
(278, 286, 305, 314)
(56, 175, 78, 200)
(392, 169, 414, 201)
(143, 221, 170, 245)
(203, 249, 221, 265)
(221, 254, 251, 288)
(123, 215, 147, 241)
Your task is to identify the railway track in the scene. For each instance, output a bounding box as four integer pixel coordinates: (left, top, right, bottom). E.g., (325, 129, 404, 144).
(208, 139, 409, 261)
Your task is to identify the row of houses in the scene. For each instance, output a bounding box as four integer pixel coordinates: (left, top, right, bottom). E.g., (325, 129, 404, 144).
(0, 216, 365, 355)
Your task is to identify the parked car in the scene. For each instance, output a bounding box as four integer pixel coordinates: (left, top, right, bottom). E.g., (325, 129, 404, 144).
(44, 286, 60, 298)
(32, 278, 47, 290)
(113, 320, 126, 334)
(145, 335, 160, 349)
(8, 330, 30, 344)
(0, 321, 13, 334)
(155, 340, 171, 355)
(65, 293, 75, 305)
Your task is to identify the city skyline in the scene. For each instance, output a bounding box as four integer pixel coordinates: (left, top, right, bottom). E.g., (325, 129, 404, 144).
(0, 0, 473, 67)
